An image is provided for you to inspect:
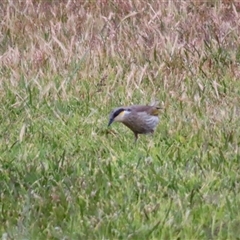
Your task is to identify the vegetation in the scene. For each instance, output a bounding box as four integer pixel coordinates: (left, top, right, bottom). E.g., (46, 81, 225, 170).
(1, 1, 240, 239)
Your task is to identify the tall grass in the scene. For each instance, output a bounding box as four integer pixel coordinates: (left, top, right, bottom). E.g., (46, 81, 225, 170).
(1, 0, 240, 239)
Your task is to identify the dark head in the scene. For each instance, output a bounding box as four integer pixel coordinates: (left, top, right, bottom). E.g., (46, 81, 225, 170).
(108, 107, 131, 127)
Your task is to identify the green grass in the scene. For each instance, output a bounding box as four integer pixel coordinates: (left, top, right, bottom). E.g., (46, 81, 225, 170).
(1, 1, 240, 239)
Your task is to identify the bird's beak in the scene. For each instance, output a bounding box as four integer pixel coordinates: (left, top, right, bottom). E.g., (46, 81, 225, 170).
(108, 118, 114, 127)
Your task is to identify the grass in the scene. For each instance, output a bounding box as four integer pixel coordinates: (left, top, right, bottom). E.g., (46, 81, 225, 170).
(1, 0, 240, 239)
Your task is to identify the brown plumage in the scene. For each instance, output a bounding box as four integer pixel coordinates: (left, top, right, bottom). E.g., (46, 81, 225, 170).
(108, 104, 161, 141)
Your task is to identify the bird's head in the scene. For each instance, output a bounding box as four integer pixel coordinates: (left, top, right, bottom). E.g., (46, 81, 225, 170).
(108, 107, 131, 126)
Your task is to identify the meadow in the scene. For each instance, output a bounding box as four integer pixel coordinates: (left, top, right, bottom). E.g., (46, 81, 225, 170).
(1, 1, 240, 239)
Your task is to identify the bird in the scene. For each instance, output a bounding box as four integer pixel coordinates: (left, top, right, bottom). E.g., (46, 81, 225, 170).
(108, 103, 161, 142)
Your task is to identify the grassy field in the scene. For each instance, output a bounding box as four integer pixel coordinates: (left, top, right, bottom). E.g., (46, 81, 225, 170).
(1, 1, 240, 239)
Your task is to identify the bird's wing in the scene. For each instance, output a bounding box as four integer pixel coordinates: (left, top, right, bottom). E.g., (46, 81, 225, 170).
(135, 111, 159, 130)
(131, 105, 160, 116)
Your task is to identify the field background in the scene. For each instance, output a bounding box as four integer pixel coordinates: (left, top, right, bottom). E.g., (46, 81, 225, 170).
(1, 0, 240, 239)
